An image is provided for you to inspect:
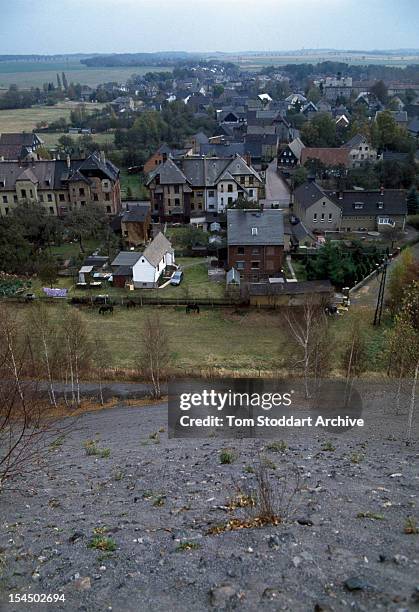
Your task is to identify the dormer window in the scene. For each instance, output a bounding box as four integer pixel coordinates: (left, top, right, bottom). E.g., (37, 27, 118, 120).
(251, 227, 258, 236)
(377, 202, 384, 209)
(354, 202, 363, 210)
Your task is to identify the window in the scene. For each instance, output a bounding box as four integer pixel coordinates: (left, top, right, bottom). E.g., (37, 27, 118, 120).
(377, 202, 384, 209)
(105, 193, 110, 201)
(59, 193, 65, 202)
(80, 201, 86, 207)
(30, 189, 33, 197)
(208, 204, 214, 209)
(251, 261, 260, 269)
(249, 176, 254, 185)
(174, 185, 179, 194)
(240, 176, 245, 183)
(236, 261, 245, 270)
(93, 193, 98, 201)
(354, 202, 363, 209)
(328, 213, 332, 222)
(191, 204, 195, 210)
(228, 197, 233, 205)
(252, 247, 260, 254)
(322, 201, 326, 206)
(249, 189, 254, 197)
(49, 207, 54, 214)
(106, 205, 111, 213)
(47, 193, 53, 202)
(21, 189, 26, 198)
(208, 190, 214, 197)
(39, 194, 44, 202)
(79, 187, 85, 196)
(220, 184, 224, 192)
(321, 213, 325, 222)
(174, 198, 180, 206)
(313, 213, 317, 222)
(13, 195, 17, 203)
(237, 247, 245, 255)
(251, 227, 258, 236)
(227, 184, 233, 192)
(4, 207, 9, 215)
(2, 196, 7, 203)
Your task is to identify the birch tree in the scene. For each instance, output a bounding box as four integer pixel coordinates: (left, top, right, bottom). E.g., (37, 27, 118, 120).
(140, 312, 170, 399)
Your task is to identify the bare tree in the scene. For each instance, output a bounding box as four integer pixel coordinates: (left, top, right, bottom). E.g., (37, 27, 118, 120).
(26, 303, 58, 408)
(59, 309, 92, 407)
(140, 312, 170, 399)
(282, 297, 329, 397)
(92, 333, 111, 406)
(0, 306, 68, 490)
(341, 314, 369, 406)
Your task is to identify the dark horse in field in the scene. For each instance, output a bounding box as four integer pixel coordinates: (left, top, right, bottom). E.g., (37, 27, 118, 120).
(186, 303, 200, 314)
(126, 299, 136, 309)
(99, 305, 114, 315)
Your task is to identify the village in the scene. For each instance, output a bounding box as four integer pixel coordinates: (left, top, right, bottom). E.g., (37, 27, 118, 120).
(0, 33, 419, 612)
(0, 59, 419, 313)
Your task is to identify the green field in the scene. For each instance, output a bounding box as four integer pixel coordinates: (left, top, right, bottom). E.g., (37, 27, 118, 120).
(40, 131, 115, 148)
(0, 59, 171, 89)
(0, 101, 105, 133)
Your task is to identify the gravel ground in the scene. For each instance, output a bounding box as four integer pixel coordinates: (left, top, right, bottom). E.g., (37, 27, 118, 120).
(0, 386, 418, 612)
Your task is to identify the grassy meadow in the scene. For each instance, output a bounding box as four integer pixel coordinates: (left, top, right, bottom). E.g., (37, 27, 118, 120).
(0, 101, 105, 133)
(0, 59, 171, 89)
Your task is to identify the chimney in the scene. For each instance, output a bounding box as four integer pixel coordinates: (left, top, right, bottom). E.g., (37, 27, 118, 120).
(245, 152, 251, 166)
(66, 154, 71, 169)
(99, 150, 106, 164)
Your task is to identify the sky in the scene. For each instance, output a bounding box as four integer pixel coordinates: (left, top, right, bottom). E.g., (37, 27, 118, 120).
(0, 0, 418, 55)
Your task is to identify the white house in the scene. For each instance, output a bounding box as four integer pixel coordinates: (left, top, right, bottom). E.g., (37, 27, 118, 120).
(132, 232, 175, 288)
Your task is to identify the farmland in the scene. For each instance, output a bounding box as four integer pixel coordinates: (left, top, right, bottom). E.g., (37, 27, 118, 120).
(0, 59, 171, 89)
(0, 101, 105, 133)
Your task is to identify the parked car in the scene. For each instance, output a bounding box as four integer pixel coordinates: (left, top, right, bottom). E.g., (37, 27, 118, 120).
(170, 270, 183, 286)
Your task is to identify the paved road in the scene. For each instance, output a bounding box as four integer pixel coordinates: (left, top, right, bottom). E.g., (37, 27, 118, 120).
(263, 159, 290, 207)
(350, 240, 419, 307)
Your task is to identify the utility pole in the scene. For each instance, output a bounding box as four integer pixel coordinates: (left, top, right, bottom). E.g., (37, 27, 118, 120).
(373, 258, 389, 326)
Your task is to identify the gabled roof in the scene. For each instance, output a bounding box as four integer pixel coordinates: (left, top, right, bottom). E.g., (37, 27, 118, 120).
(111, 251, 142, 267)
(227, 209, 284, 246)
(0, 132, 43, 147)
(301, 147, 350, 168)
(327, 189, 407, 217)
(147, 157, 187, 185)
(287, 137, 305, 159)
(342, 134, 369, 149)
(294, 181, 336, 210)
(141, 232, 173, 267)
(121, 202, 151, 223)
(16, 167, 39, 183)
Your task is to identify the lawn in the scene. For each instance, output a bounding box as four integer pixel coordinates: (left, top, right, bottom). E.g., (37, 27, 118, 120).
(159, 259, 225, 299)
(120, 170, 148, 200)
(35, 302, 291, 374)
(0, 101, 105, 133)
(40, 131, 115, 148)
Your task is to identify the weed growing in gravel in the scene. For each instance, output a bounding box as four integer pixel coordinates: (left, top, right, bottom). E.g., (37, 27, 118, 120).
(84, 440, 100, 456)
(88, 536, 116, 552)
(112, 470, 124, 481)
(321, 441, 336, 452)
(152, 495, 166, 507)
(149, 431, 160, 443)
(84, 440, 110, 458)
(226, 491, 256, 511)
(266, 440, 288, 453)
(350, 452, 364, 464)
(244, 465, 255, 474)
(219, 449, 236, 464)
(175, 542, 201, 552)
(356, 511, 385, 520)
(404, 516, 418, 534)
(49, 435, 66, 451)
(262, 458, 276, 470)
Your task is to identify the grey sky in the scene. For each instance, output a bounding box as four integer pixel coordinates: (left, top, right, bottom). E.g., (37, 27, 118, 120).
(0, 0, 417, 55)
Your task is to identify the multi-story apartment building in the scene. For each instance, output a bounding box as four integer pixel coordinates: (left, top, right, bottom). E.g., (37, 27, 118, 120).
(227, 209, 284, 282)
(0, 151, 121, 217)
(146, 154, 263, 223)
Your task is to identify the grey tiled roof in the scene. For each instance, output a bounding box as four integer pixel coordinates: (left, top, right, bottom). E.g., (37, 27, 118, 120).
(227, 209, 284, 246)
(142, 232, 173, 267)
(327, 189, 407, 217)
(294, 182, 331, 210)
(111, 251, 142, 267)
(249, 280, 333, 296)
